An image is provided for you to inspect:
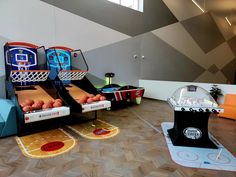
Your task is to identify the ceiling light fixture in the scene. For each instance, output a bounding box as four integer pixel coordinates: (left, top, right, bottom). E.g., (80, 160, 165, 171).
(225, 17, 232, 26)
(192, 0, 205, 13)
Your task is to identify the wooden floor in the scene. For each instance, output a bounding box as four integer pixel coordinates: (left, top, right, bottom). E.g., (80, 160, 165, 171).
(0, 98, 235, 177)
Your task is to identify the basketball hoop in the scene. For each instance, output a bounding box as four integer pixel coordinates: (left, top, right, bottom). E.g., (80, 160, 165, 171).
(10, 70, 50, 82)
(58, 70, 87, 81)
(17, 61, 28, 65)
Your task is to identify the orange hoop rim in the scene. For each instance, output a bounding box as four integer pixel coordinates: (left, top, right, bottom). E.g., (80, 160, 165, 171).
(7, 42, 38, 49)
(48, 46, 73, 51)
(17, 61, 29, 64)
(11, 70, 49, 72)
(59, 69, 88, 72)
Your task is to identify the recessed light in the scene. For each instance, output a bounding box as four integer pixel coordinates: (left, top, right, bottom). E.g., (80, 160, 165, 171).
(225, 17, 232, 26)
(192, 0, 205, 13)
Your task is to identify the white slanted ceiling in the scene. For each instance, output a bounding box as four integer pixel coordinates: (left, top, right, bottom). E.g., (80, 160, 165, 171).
(0, 0, 130, 51)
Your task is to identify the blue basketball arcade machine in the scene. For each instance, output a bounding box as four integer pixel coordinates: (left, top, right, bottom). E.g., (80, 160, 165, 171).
(46, 46, 111, 124)
(4, 42, 70, 136)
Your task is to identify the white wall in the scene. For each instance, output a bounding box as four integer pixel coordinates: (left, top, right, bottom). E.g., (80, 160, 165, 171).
(0, 0, 129, 99)
(139, 79, 236, 104)
(0, 0, 129, 51)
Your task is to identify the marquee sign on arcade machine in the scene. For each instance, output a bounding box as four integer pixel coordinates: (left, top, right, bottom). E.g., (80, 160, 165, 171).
(167, 85, 224, 149)
(46, 46, 111, 121)
(4, 42, 70, 136)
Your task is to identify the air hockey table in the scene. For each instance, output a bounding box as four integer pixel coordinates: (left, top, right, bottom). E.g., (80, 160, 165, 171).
(167, 85, 224, 149)
(98, 73, 144, 109)
(99, 85, 144, 109)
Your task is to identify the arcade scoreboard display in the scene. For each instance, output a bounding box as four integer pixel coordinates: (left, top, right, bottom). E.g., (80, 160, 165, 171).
(167, 85, 223, 149)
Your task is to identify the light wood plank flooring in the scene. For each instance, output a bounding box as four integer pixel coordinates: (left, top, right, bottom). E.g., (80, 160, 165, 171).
(0, 98, 235, 177)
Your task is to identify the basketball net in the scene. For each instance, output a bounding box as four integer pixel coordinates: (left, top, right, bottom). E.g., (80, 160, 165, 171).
(17, 61, 29, 86)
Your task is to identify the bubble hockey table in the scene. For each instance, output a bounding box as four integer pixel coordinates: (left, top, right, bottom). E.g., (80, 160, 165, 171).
(167, 85, 223, 149)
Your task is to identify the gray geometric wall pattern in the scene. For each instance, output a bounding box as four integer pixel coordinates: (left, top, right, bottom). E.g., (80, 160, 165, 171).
(227, 36, 236, 56)
(181, 13, 225, 53)
(150, 23, 234, 84)
(41, 0, 178, 36)
(221, 58, 236, 84)
(140, 32, 205, 82)
(40, 0, 235, 84)
(0, 0, 235, 86)
(84, 35, 142, 87)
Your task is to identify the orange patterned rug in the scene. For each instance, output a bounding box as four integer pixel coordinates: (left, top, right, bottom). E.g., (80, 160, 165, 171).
(15, 129, 76, 158)
(67, 119, 119, 140)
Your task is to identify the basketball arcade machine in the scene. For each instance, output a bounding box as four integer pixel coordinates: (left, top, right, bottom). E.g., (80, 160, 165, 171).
(4, 42, 70, 136)
(46, 46, 111, 123)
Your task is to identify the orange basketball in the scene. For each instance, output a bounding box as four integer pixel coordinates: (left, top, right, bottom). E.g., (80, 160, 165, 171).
(87, 94, 95, 98)
(45, 100, 54, 105)
(42, 103, 53, 109)
(53, 102, 62, 108)
(92, 95, 100, 101)
(32, 103, 42, 110)
(35, 100, 44, 106)
(23, 105, 33, 112)
(54, 99, 63, 103)
(86, 97, 93, 104)
(24, 99, 34, 106)
(100, 96, 106, 101)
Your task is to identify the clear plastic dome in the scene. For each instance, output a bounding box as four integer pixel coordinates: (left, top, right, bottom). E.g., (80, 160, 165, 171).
(170, 85, 218, 108)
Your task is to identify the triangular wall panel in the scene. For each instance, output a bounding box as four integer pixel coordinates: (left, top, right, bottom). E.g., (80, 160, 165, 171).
(152, 22, 207, 69)
(41, 0, 178, 36)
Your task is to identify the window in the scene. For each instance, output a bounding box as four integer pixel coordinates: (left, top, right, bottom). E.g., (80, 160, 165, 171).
(108, 0, 144, 12)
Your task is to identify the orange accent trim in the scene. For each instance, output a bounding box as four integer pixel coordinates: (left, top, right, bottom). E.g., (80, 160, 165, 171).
(60, 69, 88, 72)
(17, 61, 29, 64)
(7, 42, 38, 49)
(11, 70, 49, 72)
(49, 46, 73, 51)
(218, 94, 236, 120)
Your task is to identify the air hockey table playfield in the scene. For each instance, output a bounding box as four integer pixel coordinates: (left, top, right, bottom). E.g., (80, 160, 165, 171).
(98, 85, 145, 109)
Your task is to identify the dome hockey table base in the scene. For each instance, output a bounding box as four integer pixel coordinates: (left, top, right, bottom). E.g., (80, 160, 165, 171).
(168, 111, 217, 149)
